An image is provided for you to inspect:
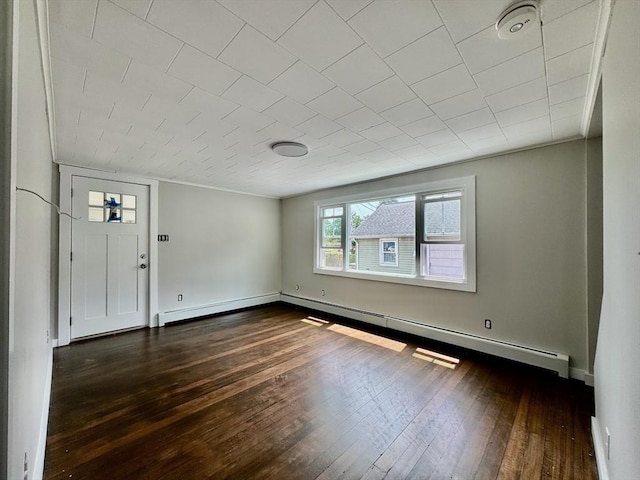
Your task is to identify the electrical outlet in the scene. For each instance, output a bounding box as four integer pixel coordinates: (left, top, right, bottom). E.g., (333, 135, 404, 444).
(23, 452, 28, 480)
(295, 284, 300, 291)
(321, 289, 326, 296)
(177, 294, 183, 302)
(484, 319, 492, 329)
(606, 427, 611, 460)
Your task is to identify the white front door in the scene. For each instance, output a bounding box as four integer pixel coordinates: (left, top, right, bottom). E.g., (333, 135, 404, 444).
(70, 176, 149, 339)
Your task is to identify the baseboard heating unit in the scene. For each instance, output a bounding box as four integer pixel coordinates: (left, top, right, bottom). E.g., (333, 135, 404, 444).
(158, 293, 281, 326)
(281, 293, 570, 378)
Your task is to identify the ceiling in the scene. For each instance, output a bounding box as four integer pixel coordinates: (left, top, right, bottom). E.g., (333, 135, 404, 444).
(47, 0, 603, 198)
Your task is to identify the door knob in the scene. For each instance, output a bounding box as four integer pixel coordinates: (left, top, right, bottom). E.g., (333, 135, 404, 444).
(140, 264, 147, 269)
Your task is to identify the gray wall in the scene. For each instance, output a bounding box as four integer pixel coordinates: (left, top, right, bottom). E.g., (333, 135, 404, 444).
(594, 0, 640, 477)
(282, 140, 598, 375)
(8, 0, 56, 478)
(158, 182, 281, 312)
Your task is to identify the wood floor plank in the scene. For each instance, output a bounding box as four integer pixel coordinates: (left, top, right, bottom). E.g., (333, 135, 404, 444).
(44, 304, 598, 480)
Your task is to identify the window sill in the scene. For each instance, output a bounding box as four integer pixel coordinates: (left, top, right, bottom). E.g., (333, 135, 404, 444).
(312, 267, 476, 292)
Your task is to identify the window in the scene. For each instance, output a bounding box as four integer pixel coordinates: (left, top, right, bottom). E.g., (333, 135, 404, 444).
(379, 239, 398, 266)
(314, 177, 475, 291)
(88, 191, 137, 224)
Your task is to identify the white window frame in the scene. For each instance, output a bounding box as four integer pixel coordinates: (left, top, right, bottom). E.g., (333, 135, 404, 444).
(379, 238, 399, 266)
(313, 176, 476, 292)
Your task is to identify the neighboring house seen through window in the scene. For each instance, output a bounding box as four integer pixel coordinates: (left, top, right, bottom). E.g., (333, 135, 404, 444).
(314, 176, 476, 291)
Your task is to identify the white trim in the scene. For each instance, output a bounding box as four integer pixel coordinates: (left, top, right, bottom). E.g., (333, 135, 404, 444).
(158, 294, 281, 326)
(280, 293, 569, 378)
(34, 0, 56, 162)
(57, 165, 159, 346)
(591, 416, 610, 480)
(569, 367, 595, 385)
(581, 0, 613, 137)
(34, 346, 53, 480)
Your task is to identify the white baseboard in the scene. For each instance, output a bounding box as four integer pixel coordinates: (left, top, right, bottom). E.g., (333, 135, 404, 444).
(34, 347, 53, 480)
(158, 293, 281, 326)
(281, 293, 569, 378)
(591, 416, 610, 480)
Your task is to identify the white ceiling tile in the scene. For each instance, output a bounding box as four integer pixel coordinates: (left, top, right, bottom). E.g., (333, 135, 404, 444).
(474, 48, 545, 96)
(218, 25, 297, 84)
(325, 0, 374, 21)
(433, 0, 510, 43)
(222, 75, 284, 112)
(123, 61, 192, 101)
(83, 70, 150, 111)
(546, 43, 594, 85)
(359, 123, 404, 142)
(322, 129, 364, 148)
(549, 74, 589, 105)
(485, 77, 547, 112)
(379, 98, 433, 126)
(344, 139, 380, 155)
(109, 0, 152, 19)
(429, 89, 487, 121)
(415, 128, 458, 148)
(336, 107, 384, 132)
(218, 0, 315, 41)
(457, 123, 503, 143)
(377, 133, 418, 151)
(290, 134, 328, 150)
(322, 44, 394, 95)
(143, 95, 200, 126)
(93, 0, 182, 71)
(412, 64, 476, 105)
(429, 139, 471, 157)
(502, 115, 551, 138)
(495, 98, 550, 127)
(550, 96, 585, 121)
(48, 0, 97, 38)
(258, 122, 304, 141)
(296, 115, 343, 138)
(386, 27, 461, 85)
(147, 0, 242, 58)
(50, 56, 85, 101)
(306, 87, 363, 120)
(542, 0, 593, 23)
(394, 143, 431, 160)
(457, 25, 541, 75)
(223, 106, 275, 131)
(178, 87, 239, 119)
(552, 113, 582, 139)
(543, 2, 599, 60)
(110, 103, 162, 131)
(168, 45, 241, 96)
(348, 0, 442, 57)
(446, 107, 496, 133)
(269, 61, 334, 104)
(355, 76, 416, 113)
(262, 97, 316, 126)
(401, 116, 446, 137)
(49, 23, 131, 80)
(277, 1, 363, 71)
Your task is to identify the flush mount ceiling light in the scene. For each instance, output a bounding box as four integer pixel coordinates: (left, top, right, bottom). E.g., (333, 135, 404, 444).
(271, 141, 309, 157)
(496, 1, 539, 40)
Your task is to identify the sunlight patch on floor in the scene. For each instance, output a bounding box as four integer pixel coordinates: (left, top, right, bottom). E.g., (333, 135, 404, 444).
(412, 347, 459, 369)
(327, 324, 406, 352)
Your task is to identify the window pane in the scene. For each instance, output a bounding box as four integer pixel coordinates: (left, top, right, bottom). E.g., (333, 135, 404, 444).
(107, 208, 121, 222)
(425, 199, 460, 241)
(319, 248, 343, 269)
(121, 194, 136, 209)
(122, 210, 136, 224)
(421, 244, 465, 279)
(88, 207, 104, 222)
(349, 198, 415, 275)
(105, 194, 121, 207)
(322, 217, 342, 248)
(89, 191, 103, 206)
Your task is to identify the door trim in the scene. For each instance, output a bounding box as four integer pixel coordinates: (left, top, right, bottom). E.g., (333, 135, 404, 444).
(58, 165, 159, 346)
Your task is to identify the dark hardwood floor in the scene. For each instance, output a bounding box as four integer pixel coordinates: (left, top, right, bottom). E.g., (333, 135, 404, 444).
(44, 304, 597, 479)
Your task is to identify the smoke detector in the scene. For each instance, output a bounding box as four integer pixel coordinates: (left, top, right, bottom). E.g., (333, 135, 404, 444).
(496, 1, 539, 40)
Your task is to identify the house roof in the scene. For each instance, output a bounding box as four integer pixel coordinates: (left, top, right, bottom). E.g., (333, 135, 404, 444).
(352, 202, 415, 238)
